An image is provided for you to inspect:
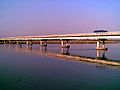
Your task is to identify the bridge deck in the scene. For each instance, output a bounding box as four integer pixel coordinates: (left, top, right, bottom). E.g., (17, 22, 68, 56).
(0, 31, 120, 41)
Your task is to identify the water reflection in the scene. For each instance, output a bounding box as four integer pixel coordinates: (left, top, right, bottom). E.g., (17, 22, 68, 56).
(1, 44, 120, 90)
(1, 44, 120, 67)
(39, 46, 47, 51)
(61, 48, 70, 55)
(0, 44, 110, 61)
(96, 50, 107, 60)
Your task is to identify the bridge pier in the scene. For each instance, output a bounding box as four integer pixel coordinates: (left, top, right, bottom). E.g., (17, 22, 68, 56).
(96, 41, 100, 48)
(26, 41, 29, 45)
(40, 40, 47, 47)
(29, 41, 32, 45)
(10, 40, 15, 44)
(16, 41, 19, 44)
(0, 40, 3, 44)
(26, 41, 32, 45)
(8, 40, 11, 44)
(96, 39, 108, 50)
(3, 40, 6, 44)
(61, 40, 70, 48)
(3, 40, 9, 44)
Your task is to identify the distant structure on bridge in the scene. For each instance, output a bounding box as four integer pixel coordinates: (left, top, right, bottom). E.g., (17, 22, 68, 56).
(93, 30, 108, 33)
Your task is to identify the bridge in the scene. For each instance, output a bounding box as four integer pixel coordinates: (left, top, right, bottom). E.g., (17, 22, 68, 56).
(0, 31, 120, 50)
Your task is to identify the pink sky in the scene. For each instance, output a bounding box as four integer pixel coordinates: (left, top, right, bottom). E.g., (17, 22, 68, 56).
(0, 0, 119, 37)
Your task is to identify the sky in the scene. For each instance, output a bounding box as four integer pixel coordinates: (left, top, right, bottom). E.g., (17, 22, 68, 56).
(0, 0, 120, 37)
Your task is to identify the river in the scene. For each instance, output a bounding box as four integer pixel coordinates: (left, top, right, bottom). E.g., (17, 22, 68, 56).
(0, 43, 120, 90)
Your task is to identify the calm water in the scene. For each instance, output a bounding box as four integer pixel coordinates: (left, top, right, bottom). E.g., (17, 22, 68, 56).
(0, 43, 120, 90)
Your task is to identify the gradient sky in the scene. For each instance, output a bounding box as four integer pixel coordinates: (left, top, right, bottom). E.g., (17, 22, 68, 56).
(0, 0, 120, 37)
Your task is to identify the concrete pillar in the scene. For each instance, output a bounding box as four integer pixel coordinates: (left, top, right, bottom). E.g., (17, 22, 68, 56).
(40, 41, 47, 47)
(102, 41, 105, 48)
(16, 41, 19, 44)
(29, 41, 32, 45)
(4, 40, 6, 44)
(40, 41, 43, 45)
(96, 41, 100, 48)
(61, 41, 64, 46)
(26, 41, 29, 45)
(8, 40, 10, 44)
(11, 41, 13, 44)
(19, 41, 22, 45)
(96, 40, 108, 50)
(61, 40, 70, 48)
(66, 40, 70, 47)
(16, 41, 22, 46)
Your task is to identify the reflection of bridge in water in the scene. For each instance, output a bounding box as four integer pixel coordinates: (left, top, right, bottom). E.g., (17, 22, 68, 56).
(3, 44, 120, 67)
(96, 50, 107, 60)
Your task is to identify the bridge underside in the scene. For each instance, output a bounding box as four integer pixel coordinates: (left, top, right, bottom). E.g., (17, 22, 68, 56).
(0, 39, 110, 50)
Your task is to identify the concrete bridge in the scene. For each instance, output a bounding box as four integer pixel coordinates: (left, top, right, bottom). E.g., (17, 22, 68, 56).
(0, 31, 120, 50)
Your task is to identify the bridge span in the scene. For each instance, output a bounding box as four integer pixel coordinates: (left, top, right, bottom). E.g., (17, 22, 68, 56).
(0, 31, 120, 50)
